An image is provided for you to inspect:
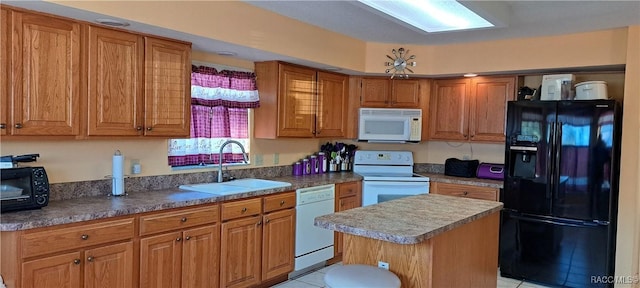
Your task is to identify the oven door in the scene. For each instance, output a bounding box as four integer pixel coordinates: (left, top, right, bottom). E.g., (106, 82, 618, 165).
(362, 180, 430, 206)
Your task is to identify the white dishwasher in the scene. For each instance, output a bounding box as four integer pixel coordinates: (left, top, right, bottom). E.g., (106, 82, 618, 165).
(294, 184, 335, 271)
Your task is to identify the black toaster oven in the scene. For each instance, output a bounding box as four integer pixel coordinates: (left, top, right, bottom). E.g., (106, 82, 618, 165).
(1, 167, 50, 212)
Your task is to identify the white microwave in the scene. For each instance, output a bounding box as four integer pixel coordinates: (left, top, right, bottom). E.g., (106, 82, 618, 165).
(358, 108, 422, 143)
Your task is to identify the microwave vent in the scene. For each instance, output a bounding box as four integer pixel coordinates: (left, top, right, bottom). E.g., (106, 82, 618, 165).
(360, 108, 421, 117)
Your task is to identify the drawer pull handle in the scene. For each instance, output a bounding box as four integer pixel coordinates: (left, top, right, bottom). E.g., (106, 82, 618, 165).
(81, 234, 89, 240)
(463, 191, 469, 196)
(176, 237, 182, 242)
(87, 256, 94, 262)
(241, 207, 247, 213)
(280, 200, 285, 206)
(185, 236, 191, 240)
(181, 217, 187, 222)
(73, 259, 81, 265)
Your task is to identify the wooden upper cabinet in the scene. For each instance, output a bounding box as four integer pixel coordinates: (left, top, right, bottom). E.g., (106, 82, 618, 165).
(87, 26, 144, 136)
(469, 76, 516, 142)
(277, 64, 317, 137)
(316, 71, 348, 137)
(360, 77, 421, 108)
(254, 61, 348, 139)
(360, 78, 390, 107)
(429, 76, 515, 143)
(1, 8, 8, 136)
(144, 37, 191, 137)
(391, 79, 421, 108)
(11, 11, 80, 136)
(429, 78, 470, 141)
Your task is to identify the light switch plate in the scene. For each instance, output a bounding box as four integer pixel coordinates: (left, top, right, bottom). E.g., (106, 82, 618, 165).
(254, 154, 263, 166)
(273, 153, 279, 165)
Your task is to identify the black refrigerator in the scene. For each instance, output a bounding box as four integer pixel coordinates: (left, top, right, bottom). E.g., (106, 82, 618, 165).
(499, 100, 622, 287)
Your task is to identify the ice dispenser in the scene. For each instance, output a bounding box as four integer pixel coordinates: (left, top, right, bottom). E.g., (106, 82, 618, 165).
(508, 145, 538, 178)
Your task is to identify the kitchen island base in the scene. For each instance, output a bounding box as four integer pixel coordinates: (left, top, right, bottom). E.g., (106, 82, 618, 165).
(342, 212, 499, 288)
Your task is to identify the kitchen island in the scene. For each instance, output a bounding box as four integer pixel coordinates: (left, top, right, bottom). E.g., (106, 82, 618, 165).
(314, 193, 503, 288)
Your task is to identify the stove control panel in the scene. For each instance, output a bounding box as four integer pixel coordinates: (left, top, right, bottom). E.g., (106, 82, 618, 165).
(354, 150, 413, 165)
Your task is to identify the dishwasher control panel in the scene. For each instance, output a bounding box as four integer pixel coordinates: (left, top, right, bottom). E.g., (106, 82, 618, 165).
(297, 184, 335, 205)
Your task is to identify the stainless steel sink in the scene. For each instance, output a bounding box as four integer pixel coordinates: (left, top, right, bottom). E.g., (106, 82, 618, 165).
(179, 178, 291, 195)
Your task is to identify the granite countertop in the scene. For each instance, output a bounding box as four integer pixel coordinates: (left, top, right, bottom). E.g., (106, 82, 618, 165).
(0, 173, 362, 231)
(314, 193, 503, 245)
(419, 173, 504, 189)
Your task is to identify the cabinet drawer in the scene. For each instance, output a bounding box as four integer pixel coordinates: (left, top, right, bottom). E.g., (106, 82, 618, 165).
(222, 198, 262, 221)
(337, 181, 360, 198)
(22, 218, 134, 258)
(263, 192, 296, 213)
(434, 182, 498, 201)
(139, 205, 219, 236)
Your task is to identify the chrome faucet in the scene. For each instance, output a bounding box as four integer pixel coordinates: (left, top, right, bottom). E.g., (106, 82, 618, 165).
(218, 140, 249, 183)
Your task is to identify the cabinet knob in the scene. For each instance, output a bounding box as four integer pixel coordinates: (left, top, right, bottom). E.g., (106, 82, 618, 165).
(136, 126, 143, 131)
(185, 236, 191, 240)
(0, 123, 5, 129)
(312, 130, 316, 134)
(241, 207, 247, 213)
(81, 234, 89, 240)
(181, 217, 187, 222)
(265, 218, 270, 224)
(257, 221, 262, 226)
(176, 237, 182, 242)
(73, 259, 81, 265)
(463, 191, 469, 196)
(316, 130, 321, 135)
(146, 127, 153, 131)
(280, 200, 285, 206)
(87, 256, 94, 262)
(14, 123, 22, 129)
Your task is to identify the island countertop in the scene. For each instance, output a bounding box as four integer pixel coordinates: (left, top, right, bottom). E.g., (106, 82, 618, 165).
(314, 193, 503, 244)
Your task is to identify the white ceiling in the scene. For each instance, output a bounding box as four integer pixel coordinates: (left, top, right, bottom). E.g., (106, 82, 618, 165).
(5, 1, 640, 72)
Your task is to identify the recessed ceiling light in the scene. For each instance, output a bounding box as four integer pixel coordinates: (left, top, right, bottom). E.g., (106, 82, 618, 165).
(464, 73, 478, 77)
(358, 0, 494, 33)
(216, 51, 237, 56)
(95, 18, 130, 27)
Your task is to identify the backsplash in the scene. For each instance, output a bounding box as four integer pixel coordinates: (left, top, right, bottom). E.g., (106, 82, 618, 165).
(49, 163, 443, 201)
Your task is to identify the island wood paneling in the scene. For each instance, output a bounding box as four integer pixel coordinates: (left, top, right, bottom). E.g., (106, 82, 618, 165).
(342, 211, 499, 288)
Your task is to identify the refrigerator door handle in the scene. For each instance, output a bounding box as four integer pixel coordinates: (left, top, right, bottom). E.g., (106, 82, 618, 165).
(547, 122, 556, 199)
(554, 122, 563, 200)
(512, 214, 601, 227)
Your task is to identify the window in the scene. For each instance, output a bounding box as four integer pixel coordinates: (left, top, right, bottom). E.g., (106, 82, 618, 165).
(168, 65, 259, 167)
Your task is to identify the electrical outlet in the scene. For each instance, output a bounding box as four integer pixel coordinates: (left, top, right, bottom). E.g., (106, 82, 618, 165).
(273, 153, 279, 165)
(378, 261, 389, 270)
(254, 154, 263, 166)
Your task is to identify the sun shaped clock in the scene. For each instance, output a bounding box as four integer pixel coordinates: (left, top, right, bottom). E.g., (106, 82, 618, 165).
(385, 48, 416, 79)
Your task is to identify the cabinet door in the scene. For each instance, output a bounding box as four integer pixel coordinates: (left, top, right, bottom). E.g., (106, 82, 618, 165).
(12, 12, 80, 136)
(277, 64, 316, 137)
(469, 76, 516, 143)
(220, 216, 262, 288)
(84, 242, 134, 288)
(391, 79, 421, 108)
(1, 8, 8, 135)
(360, 78, 390, 107)
(87, 26, 144, 136)
(22, 251, 82, 288)
(144, 37, 191, 137)
(140, 231, 183, 288)
(182, 225, 220, 288)
(429, 79, 470, 141)
(334, 181, 362, 257)
(316, 71, 347, 138)
(262, 208, 295, 281)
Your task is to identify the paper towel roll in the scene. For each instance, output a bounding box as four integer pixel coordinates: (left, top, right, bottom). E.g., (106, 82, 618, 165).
(112, 150, 125, 196)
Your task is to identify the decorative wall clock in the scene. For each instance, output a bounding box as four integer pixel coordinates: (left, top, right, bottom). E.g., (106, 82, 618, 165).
(385, 48, 416, 79)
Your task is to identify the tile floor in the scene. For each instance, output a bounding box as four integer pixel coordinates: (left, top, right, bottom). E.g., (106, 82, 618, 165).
(271, 263, 554, 288)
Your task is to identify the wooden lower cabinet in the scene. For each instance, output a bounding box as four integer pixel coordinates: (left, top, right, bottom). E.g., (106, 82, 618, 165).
(431, 182, 499, 201)
(334, 181, 362, 258)
(84, 242, 134, 288)
(220, 192, 296, 288)
(22, 251, 82, 288)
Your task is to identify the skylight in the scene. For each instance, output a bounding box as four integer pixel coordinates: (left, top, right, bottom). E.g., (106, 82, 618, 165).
(358, 0, 495, 33)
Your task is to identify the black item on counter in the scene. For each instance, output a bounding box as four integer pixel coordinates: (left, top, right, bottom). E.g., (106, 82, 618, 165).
(444, 158, 479, 178)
